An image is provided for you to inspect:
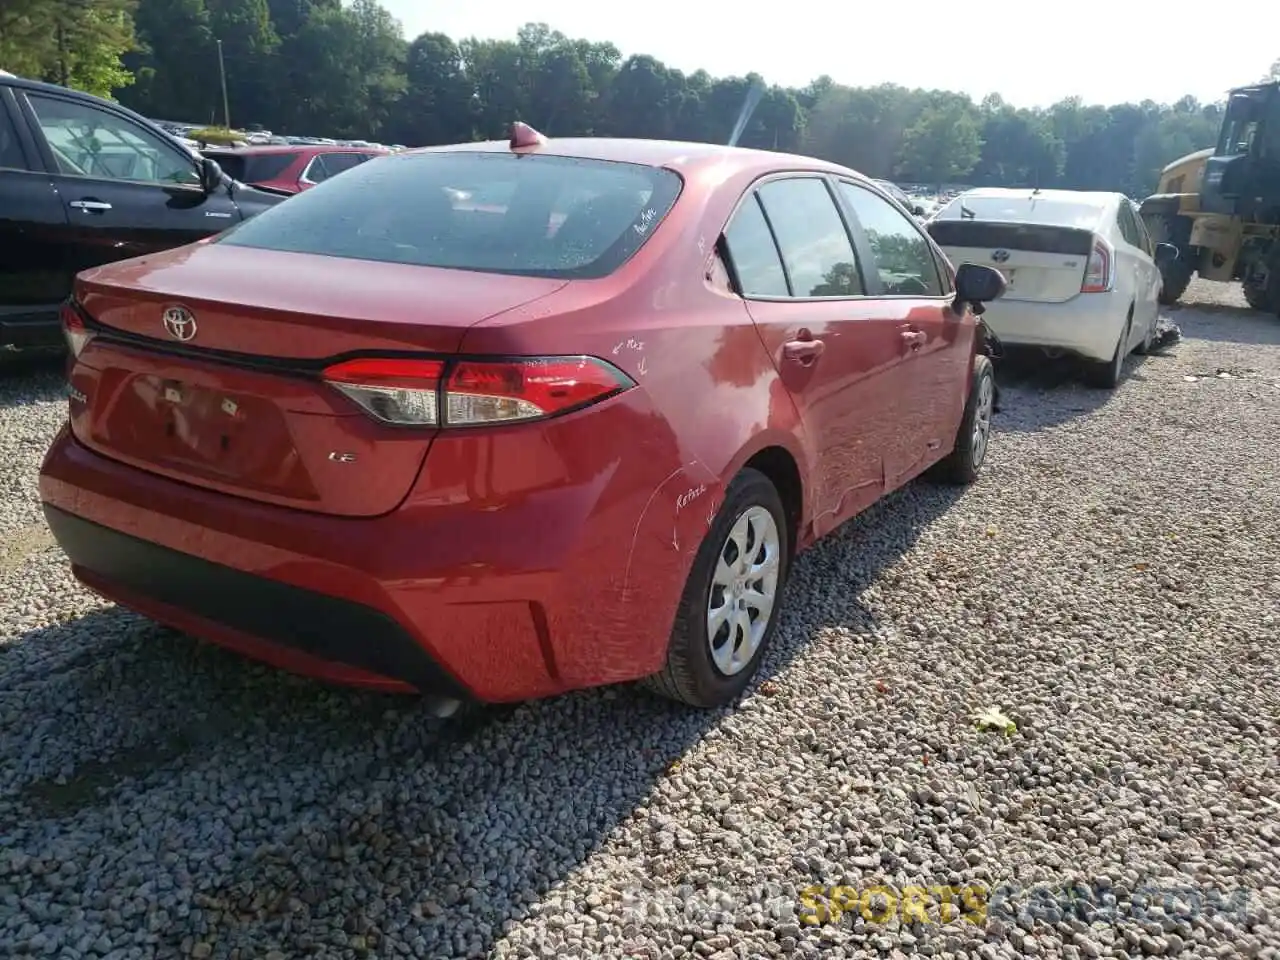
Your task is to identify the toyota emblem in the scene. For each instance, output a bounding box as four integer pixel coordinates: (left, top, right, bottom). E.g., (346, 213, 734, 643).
(162, 305, 197, 342)
(991, 249, 1011, 264)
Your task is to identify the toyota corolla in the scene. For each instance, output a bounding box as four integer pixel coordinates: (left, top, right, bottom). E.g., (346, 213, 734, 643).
(39, 125, 1005, 712)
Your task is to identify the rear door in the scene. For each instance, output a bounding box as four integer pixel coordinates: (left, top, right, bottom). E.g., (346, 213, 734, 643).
(834, 179, 972, 486)
(723, 175, 901, 534)
(1119, 199, 1161, 335)
(17, 89, 242, 276)
(0, 83, 69, 345)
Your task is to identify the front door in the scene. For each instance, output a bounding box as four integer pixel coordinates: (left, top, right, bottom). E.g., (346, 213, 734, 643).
(18, 89, 242, 286)
(0, 87, 69, 345)
(834, 178, 975, 486)
(721, 175, 905, 536)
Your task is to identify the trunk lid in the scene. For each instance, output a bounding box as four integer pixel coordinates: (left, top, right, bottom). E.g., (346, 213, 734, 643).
(70, 244, 568, 517)
(927, 220, 1094, 304)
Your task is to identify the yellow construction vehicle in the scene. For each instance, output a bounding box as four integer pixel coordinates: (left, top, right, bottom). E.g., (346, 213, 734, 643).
(1139, 80, 1280, 313)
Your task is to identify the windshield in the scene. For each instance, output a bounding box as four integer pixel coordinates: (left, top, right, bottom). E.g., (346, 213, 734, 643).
(933, 195, 1104, 230)
(217, 151, 684, 280)
(1217, 96, 1261, 156)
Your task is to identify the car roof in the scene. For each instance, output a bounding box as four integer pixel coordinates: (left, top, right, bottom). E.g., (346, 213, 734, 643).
(411, 137, 861, 180)
(0, 73, 168, 130)
(951, 187, 1120, 211)
(203, 144, 387, 155)
(936, 187, 1120, 224)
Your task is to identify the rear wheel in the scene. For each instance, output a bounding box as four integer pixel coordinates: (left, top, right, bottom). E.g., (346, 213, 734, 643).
(1087, 315, 1131, 389)
(1242, 278, 1271, 311)
(1242, 258, 1280, 314)
(642, 468, 790, 708)
(1133, 307, 1157, 355)
(929, 354, 995, 486)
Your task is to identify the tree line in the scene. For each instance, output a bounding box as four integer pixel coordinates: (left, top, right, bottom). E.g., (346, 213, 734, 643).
(3, 0, 1277, 197)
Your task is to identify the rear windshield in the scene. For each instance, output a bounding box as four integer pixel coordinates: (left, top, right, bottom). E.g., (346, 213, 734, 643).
(934, 195, 1104, 230)
(216, 151, 684, 280)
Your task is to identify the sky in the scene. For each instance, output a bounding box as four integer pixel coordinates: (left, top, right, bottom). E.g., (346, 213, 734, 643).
(380, 0, 1277, 110)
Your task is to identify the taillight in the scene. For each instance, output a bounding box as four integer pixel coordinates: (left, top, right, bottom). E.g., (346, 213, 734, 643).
(1081, 238, 1113, 293)
(322, 357, 444, 425)
(60, 300, 95, 359)
(322, 355, 633, 427)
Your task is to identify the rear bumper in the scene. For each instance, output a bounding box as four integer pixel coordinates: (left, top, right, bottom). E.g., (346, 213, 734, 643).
(38, 397, 696, 701)
(44, 504, 468, 697)
(0, 308, 63, 350)
(980, 294, 1125, 363)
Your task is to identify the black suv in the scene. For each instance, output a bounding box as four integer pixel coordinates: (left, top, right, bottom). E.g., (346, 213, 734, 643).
(0, 75, 286, 352)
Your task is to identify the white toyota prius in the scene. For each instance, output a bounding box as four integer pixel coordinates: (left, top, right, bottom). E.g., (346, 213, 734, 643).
(927, 188, 1180, 388)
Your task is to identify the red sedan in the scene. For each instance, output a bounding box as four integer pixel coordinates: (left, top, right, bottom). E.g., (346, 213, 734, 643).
(197, 144, 389, 194)
(39, 125, 1005, 711)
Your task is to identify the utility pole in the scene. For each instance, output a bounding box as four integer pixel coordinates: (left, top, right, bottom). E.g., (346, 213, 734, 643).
(216, 38, 231, 129)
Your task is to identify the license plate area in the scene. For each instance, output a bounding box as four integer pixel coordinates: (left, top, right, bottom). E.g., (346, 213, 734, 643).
(155, 378, 254, 462)
(91, 370, 313, 497)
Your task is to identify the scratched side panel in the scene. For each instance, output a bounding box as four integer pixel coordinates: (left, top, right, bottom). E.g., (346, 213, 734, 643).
(449, 171, 815, 687)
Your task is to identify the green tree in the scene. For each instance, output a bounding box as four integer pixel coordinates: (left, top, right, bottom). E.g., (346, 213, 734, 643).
(0, 0, 1236, 194)
(121, 0, 215, 120)
(896, 105, 983, 184)
(0, 0, 137, 98)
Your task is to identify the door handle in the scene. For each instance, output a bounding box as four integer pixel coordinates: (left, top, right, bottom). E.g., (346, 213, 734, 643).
(70, 200, 113, 213)
(783, 338, 825, 364)
(900, 329, 926, 349)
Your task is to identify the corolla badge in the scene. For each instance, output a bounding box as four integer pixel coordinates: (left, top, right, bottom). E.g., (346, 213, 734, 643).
(991, 249, 1011, 264)
(162, 305, 197, 342)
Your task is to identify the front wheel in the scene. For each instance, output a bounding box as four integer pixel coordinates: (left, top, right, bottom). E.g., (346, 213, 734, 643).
(642, 468, 790, 708)
(1146, 214, 1193, 305)
(928, 354, 995, 486)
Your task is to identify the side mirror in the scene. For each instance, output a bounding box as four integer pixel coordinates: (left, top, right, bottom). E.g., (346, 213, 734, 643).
(198, 157, 223, 195)
(954, 262, 1007, 307)
(912, 204, 925, 216)
(1154, 242, 1179, 265)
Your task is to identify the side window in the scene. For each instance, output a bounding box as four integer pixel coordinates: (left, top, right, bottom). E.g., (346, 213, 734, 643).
(837, 181, 944, 296)
(1116, 203, 1142, 249)
(756, 177, 864, 297)
(324, 152, 367, 175)
(1131, 205, 1154, 255)
(722, 194, 789, 297)
(301, 155, 329, 184)
(0, 103, 28, 170)
(26, 93, 198, 185)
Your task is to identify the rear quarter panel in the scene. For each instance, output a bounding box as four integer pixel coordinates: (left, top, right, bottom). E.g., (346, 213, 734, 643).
(452, 162, 815, 687)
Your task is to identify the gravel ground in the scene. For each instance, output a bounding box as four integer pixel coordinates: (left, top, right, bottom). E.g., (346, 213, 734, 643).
(1, 280, 1278, 960)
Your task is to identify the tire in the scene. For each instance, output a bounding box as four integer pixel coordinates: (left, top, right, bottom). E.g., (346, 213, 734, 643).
(1087, 315, 1131, 389)
(642, 468, 791, 708)
(1133, 307, 1156, 355)
(929, 354, 995, 486)
(1242, 279, 1271, 311)
(1146, 214, 1193, 305)
(1242, 262, 1280, 314)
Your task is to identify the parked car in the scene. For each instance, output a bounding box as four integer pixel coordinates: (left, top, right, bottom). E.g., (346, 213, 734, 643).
(39, 128, 1005, 712)
(927, 188, 1179, 388)
(0, 75, 286, 353)
(196, 143, 389, 195)
(872, 178, 927, 218)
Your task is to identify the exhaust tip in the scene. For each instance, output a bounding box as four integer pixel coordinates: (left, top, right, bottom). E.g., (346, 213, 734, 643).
(423, 696, 463, 719)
